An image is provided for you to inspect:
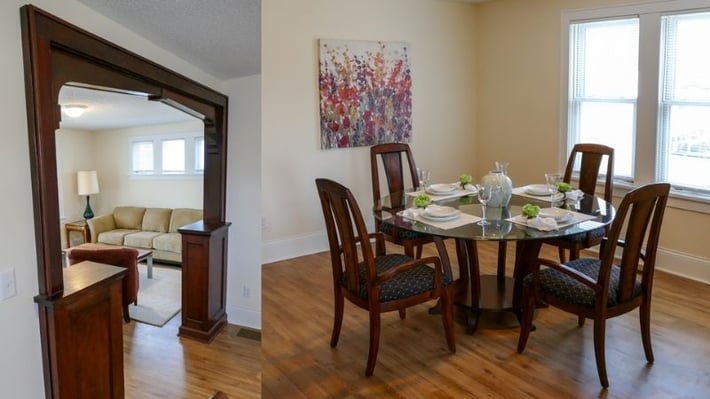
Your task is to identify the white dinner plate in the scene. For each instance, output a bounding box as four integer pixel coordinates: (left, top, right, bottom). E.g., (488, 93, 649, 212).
(539, 208, 573, 223)
(423, 205, 460, 221)
(426, 183, 458, 195)
(525, 184, 553, 196)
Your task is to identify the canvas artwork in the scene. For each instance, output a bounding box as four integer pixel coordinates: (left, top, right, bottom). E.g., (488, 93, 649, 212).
(319, 39, 412, 149)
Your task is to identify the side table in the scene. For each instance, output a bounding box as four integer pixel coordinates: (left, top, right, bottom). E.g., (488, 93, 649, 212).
(65, 220, 90, 248)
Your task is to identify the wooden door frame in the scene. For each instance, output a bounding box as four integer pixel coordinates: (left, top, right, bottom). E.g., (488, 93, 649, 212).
(20, 5, 229, 397)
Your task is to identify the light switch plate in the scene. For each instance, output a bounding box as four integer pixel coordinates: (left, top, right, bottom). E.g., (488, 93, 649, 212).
(0, 268, 17, 301)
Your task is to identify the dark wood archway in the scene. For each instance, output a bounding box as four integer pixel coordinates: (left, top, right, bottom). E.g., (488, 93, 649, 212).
(21, 5, 230, 398)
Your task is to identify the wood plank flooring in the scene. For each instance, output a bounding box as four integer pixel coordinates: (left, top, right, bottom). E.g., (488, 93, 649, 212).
(262, 241, 710, 398)
(123, 313, 261, 398)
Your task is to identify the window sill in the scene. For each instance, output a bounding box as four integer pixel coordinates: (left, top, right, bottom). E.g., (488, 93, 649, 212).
(614, 181, 710, 215)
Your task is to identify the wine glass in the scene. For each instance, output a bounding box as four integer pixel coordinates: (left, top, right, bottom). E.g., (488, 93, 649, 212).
(476, 184, 494, 225)
(416, 167, 430, 191)
(544, 172, 562, 208)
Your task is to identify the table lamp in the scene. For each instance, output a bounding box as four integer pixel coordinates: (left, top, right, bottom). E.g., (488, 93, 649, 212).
(77, 170, 100, 219)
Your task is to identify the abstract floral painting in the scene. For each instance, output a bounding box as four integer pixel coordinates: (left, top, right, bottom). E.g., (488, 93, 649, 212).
(319, 39, 412, 149)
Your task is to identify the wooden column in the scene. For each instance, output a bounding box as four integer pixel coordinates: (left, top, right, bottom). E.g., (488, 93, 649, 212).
(34, 262, 127, 398)
(178, 221, 231, 343)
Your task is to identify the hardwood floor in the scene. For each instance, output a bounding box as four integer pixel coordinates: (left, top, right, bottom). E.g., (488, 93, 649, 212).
(123, 314, 261, 398)
(262, 241, 710, 398)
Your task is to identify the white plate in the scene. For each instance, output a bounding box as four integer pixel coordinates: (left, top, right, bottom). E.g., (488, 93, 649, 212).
(426, 184, 458, 195)
(525, 184, 553, 196)
(422, 211, 461, 222)
(539, 208, 573, 223)
(424, 205, 458, 218)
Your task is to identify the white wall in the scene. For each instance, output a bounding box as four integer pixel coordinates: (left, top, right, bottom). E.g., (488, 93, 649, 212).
(56, 128, 96, 246)
(224, 74, 262, 329)
(261, 0, 478, 263)
(92, 121, 204, 212)
(0, 1, 227, 397)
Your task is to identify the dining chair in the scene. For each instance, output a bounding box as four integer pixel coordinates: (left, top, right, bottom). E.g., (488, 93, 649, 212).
(316, 178, 456, 376)
(544, 143, 614, 262)
(370, 143, 434, 258)
(67, 246, 140, 323)
(517, 182, 670, 388)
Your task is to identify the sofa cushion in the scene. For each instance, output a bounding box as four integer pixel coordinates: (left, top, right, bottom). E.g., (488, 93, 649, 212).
(124, 231, 164, 249)
(97, 229, 140, 246)
(113, 206, 146, 229)
(142, 208, 172, 233)
(153, 232, 182, 254)
(169, 208, 203, 233)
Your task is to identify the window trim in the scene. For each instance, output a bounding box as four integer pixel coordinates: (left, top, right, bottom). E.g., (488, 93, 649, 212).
(561, 0, 710, 213)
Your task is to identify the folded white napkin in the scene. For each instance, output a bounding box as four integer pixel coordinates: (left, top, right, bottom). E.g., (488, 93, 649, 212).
(401, 207, 423, 219)
(564, 189, 584, 201)
(526, 216, 558, 231)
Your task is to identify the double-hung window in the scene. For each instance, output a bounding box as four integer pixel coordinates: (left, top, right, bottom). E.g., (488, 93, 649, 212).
(129, 132, 204, 178)
(564, 1, 710, 199)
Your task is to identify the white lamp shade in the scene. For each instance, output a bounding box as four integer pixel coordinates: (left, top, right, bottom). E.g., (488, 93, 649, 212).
(77, 170, 100, 195)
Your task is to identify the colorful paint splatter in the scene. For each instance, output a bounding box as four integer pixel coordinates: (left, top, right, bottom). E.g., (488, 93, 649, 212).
(319, 39, 412, 149)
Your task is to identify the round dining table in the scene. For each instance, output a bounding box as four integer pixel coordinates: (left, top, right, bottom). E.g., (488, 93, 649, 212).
(375, 189, 615, 334)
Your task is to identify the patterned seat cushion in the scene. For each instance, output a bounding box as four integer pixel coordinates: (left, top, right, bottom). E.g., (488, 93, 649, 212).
(379, 220, 430, 241)
(557, 226, 606, 243)
(342, 254, 452, 303)
(525, 258, 642, 308)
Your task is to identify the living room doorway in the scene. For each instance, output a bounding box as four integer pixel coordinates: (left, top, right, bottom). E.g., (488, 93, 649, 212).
(22, 5, 230, 397)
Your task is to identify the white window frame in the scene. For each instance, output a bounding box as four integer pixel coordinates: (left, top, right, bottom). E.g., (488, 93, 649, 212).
(561, 0, 710, 213)
(128, 132, 204, 179)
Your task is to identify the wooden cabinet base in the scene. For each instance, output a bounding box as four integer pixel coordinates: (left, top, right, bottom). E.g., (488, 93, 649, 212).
(179, 221, 231, 343)
(35, 262, 127, 399)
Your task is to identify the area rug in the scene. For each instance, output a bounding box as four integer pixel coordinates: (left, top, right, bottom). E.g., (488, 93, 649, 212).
(128, 263, 181, 327)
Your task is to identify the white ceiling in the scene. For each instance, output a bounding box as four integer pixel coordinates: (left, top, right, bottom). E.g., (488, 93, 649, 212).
(61, 0, 260, 131)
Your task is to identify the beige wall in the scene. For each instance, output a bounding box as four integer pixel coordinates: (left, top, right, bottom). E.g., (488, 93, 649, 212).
(262, 0, 478, 260)
(475, 0, 710, 277)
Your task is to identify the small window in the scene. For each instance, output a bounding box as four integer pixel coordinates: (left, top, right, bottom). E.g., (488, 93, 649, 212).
(132, 140, 154, 174)
(194, 137, 205, 172)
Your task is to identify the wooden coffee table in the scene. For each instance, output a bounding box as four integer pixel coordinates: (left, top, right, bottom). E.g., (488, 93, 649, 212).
(65, 243, 154, 279)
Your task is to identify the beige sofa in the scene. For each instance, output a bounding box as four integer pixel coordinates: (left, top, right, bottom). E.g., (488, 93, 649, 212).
(87, 206, 203, 264)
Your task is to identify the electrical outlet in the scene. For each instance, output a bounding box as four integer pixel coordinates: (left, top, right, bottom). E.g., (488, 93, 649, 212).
(242, 285, 251, 298)
(0, 268, 17, 301)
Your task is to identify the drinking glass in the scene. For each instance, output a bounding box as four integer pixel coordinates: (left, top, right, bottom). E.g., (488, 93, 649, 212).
(476, 184, 494, 225)
(544, 172, 562, 208)
(416, 168, 431, 191)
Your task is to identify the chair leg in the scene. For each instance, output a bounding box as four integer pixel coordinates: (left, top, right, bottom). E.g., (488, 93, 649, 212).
(330, 290, 344, 348)
(404, 243, 415, 258)
(593, 318, 609, 388)
(517, 284, 536, 353)
(123, 304, 130, 323)
(558, 247, 567, 263)
(398, 308, 406, 320)
(639, 299, 654, 363)
(415, 244, 423, 259)
(365, 310, 381, 377)
(441, 285, 456, 353)
(578, 315, 586, 327)
(569, 247, 581, 261)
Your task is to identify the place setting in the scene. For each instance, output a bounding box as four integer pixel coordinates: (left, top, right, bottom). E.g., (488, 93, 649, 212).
(507, 203, 598, 231)
(406, 169, 478, 201)
(399, 199, 480, 229)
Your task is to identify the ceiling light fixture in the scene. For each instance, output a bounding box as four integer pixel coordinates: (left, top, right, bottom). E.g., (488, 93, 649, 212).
(62, 104, 88, 118)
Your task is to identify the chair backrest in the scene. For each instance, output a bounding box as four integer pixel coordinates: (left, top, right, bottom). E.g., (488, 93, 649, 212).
(316, 178, 377, 295)
(370, 143, 419, 205)
(597, 183, 670, 305)
(563, 143, 614, 202)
